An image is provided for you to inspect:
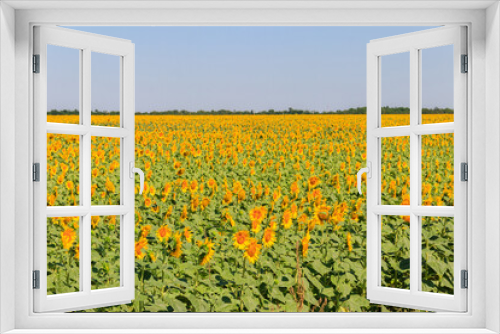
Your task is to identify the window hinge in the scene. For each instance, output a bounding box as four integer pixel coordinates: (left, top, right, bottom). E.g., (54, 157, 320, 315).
(33, 270, 40, 289)
(33, 54, 40, 73)
(461, 54, 468, 73)
(461, 162, 468, 181)
(461, 270, 468, 289)
(33, 163, 40, 182)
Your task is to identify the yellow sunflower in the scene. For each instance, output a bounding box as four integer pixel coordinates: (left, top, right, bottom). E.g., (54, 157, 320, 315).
(156, 225, 172, 243)
(314, 203, 331, 223)
(302, 232, 311, 257)
(251, 220, 262, 234)
(198, 238, 215, 265)
(141, 224, 152, 237)
(347, 232, 353, 252)
(249, 206, 267, 224)
(207, 178, 217, 190)
(61, 227, 76, 250)
(282, 210, 293, 229)
(183, 226, 192, 243)
(222, 191, 233, 205)
(171, 233, 182, 258)
(91, 216, 100, 229)
(243, 238, 262, 264)
(180, 205, 188, 221)
(308, 175, 321, 189)
(135, 237, 148, 259)
(262, 227, 276, 248)
(233, 230, 250, 250)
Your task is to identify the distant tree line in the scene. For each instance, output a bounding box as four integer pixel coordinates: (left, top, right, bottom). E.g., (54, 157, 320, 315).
(47, 109, 120, 115)
(47, 106, 454, 116)
(380, 107, 454, 114)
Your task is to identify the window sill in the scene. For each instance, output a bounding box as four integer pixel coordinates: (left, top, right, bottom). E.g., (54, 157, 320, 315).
(3, 330, 498, 334)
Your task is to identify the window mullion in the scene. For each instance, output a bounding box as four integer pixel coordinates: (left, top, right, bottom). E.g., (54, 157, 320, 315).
(413, 123, 454, 135)
(81, 47, 92, 294)
(90, 205, 129, 216)
(90, 126, 130, 138)
(46, 206, 90, 217)
(46, 123, 88, 135)
(409, 47, 420, 295)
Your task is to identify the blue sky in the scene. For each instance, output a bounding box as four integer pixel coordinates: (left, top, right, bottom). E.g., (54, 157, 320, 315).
(48, 26, 453, 112)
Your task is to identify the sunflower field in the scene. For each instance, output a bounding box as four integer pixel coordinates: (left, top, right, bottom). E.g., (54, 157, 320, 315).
(46, 113, 455, 312)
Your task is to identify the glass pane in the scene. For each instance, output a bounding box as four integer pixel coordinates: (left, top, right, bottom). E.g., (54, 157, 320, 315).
(91, 215, 121, 290)
(421, 133, 454, 206)
(421, 45, 454, 124)
(91, 52, 121, 127)
(381, 136, 410, 205)
(91, 136, 120, 205)
(421, 216, 454, 294)
(47, 133, 80, 206)
(381, 52, 410, 127)
(47, 45, 80, 124)
(47, 216, 80, 295)
(381, 215, 410, 290)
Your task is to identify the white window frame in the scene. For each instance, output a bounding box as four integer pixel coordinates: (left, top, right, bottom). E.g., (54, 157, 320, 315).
(365, 26, 467, 312)
(33, 25, 136, 313)
(1, 2, 499, 333)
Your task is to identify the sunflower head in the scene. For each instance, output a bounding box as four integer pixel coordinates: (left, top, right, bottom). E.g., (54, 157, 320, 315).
(315, 204, 331, 221)
(156, 225, 172, 243)
(282, 210, 293, 229)
(183, 226, 192, 243)
(208, 178, 217, 189)
(308, 176, 321, 189)
(251, 220, 261, 234)
(233, 231, 250, 250)
(243, 238, 262, 264)
(135, 237, 148, 259)
(249, 206, 267, 223)
(302, 232, 311, 257)
(170, 233, 182, 258)
(198, 238, 215, 265)
(347, 232, 353, 252)
(190, 180, 198, 192)
(401, 194, 410, 206)
(262, 228, 276, 248)
(61, 227, 76, 250)
(222, 191, 233, 205)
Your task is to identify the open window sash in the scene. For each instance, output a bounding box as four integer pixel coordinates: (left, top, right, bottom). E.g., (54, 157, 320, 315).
(33, 26, 135, 312)
(366, 26, 467, 312)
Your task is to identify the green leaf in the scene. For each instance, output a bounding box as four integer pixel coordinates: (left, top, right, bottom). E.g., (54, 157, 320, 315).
(305, 273, 323, 291)
(187, 295, 209, 312)
(322, 287, 335, 298)
(344, 294, 370, 312)
(308, 260, 330, 276)
(338, 282, 352, 298)
(426, 257, 446, 277)
(270, 286, 286, 303)
(278, 275, 294, 288)
(242, 293, 259, 311)
(170, 298, 187, 312)
(303, 289, 318, 306)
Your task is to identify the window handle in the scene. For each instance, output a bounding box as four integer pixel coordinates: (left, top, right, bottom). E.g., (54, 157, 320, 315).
(356, 161, 372, 195)
(129, 162, 145, 195)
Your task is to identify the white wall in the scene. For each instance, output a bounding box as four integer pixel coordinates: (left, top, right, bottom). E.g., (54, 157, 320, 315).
(0, 2, 16, 333)
(486, 2, 500, 333)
